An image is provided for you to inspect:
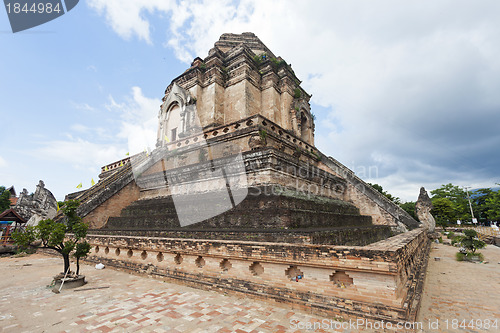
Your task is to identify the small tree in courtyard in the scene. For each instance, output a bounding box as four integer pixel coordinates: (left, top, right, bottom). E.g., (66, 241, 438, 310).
(72, 221, 91, 275)
(455, 229, 486, 261)
(12, 200, 91, 275)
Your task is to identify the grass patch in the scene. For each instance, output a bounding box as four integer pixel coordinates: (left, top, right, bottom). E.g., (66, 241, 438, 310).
(456, 252, 484, 262)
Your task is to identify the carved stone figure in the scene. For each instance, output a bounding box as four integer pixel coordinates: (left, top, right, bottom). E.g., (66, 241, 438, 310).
(248, 134, 266, 150)
(14, 180, 57, 226)
(415, 187, 436, 232)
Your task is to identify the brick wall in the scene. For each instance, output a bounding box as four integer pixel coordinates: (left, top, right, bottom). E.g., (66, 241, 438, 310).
(83, 181, 140, 229)
(84, 228, 429, 323)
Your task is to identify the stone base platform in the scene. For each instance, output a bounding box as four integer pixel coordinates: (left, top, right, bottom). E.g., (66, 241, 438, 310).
(107, 189, 372, 230)
(90, 225, 392, 246)
(103, 183, 393, 246)
(53, 275, 87, 290)
(84, 228, 430, 324)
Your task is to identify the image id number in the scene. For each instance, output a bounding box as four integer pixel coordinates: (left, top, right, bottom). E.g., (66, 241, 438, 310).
(6, 2, 62, 14)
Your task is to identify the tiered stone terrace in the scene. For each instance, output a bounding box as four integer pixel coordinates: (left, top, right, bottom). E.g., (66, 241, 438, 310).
(84, 228, 429, 323)
(64, 33, 428, 324)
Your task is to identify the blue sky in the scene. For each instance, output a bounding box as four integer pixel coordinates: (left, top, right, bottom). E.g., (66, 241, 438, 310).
(1, 0, 499, 202)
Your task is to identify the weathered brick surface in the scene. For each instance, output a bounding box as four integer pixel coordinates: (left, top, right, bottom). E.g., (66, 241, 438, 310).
(89, 225, 391, 246)
(61, 33, 427, 328)
(84, 228, 429, 323)
(83, 181, 140, 229)
(66, 112, 418, 236)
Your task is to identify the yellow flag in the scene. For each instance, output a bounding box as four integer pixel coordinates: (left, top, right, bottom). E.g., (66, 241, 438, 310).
(76, 183, 82, 189)
(120, 161, 124, 167)
(56, 202, 60, 212)
(164, 135, 170, 143)
(91, 178, 95, 186)
(104, 165, 108, 171)
(125, 152, 129, 156)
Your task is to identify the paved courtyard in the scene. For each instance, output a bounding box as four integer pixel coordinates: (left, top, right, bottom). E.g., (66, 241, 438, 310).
(0, 254, 340, 333)
(0, 243, 499, 332)
(416, 242, 500, 333)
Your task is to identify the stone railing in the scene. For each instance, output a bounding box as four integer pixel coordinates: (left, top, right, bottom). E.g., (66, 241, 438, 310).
(322, 155, 420, 231)
(101, 157, 131, 174)
(159, 114, 318, 156)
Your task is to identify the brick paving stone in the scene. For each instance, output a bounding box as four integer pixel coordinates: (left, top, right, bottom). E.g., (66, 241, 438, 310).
(1, 246, 499, 332)
(417, 243, 500, 333)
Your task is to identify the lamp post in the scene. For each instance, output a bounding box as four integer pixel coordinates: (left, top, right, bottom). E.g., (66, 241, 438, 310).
(464, 186, 476, 224)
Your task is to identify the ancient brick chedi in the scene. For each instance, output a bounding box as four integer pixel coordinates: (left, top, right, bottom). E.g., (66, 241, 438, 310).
(66, 33, 428, 323)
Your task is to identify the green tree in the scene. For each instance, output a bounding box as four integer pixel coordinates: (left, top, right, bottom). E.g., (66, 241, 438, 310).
(0, 186, 11, 213)
(368, 183, 401, 204)
(11, 225, 37, 252)
(399, 201, 417, 220)
(456, 229, 486, 254)
(12, 200, 91, 275)
(485, 187, 500, 221)
(472, 188, 493, 222)
(37, 219, 75, 273)
(431, 197, 455, 223)
(71, 219, 90, 275)
(431, 183, 470, 221)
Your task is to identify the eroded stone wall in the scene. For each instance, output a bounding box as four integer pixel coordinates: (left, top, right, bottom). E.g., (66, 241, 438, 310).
(84, 228, 429, 323)
(15, 180, 57, 224)
(83, 181, 140, 229)
(320, 156, 420, 231)
(160, 34, 314, 146)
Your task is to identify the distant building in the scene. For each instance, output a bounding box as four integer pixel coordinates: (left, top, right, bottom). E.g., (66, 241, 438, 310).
(6, 186, 17, 208)
(0, 208, 27, 248)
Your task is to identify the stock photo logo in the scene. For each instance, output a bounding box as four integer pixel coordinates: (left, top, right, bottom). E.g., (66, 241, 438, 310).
(3, 0, 79, 33)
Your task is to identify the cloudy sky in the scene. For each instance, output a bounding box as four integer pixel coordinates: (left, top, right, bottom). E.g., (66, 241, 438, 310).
(1, 0, 499, 202)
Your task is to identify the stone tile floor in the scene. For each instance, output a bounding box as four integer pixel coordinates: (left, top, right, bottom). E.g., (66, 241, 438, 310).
(0, 254, 348, 333)
(0, 243, 499, 332)
(416, 243, 500, 333)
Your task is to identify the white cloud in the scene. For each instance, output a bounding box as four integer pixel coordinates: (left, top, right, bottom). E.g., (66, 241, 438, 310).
(71, 101, 96, 112)
(35, 86, 159, 172)
(36, 138, 122, 168)
(107, 86, 160, 154)
(87, 0, 254, 62)
(88, 0, 155, 43)
(70, 124, 90, 133)
(86, 65, 97, 72)
(88, 0, 500, 200)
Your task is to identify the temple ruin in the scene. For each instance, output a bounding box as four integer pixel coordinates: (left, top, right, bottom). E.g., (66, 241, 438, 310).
(64, 33, 429, 323)
(16, 180, 58, 226)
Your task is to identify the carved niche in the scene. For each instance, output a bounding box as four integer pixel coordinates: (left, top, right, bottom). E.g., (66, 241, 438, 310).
(157, 83, 199, 147)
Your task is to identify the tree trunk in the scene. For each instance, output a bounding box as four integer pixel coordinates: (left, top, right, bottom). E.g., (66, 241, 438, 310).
(76, 257, 80, 276)
(62, 253, 71, 274)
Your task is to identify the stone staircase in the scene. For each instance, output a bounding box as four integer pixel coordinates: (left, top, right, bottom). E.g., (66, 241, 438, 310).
(101, 187, 391, 245)
(56, 159, 140, 222)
